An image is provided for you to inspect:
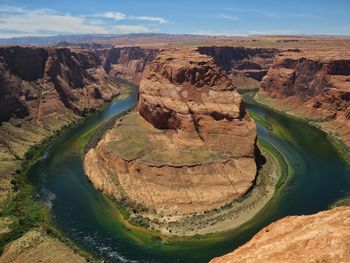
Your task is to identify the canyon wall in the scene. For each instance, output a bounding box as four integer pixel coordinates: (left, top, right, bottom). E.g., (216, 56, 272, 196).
(97, 46, 159, 83)
(259, 50, 350, 148)
(0, 45, 158, 207)
(197, 46, 278, 88)
(210, 206, 350, 263)
(0, 46, 120, 125)
(84, 49, 257, 226)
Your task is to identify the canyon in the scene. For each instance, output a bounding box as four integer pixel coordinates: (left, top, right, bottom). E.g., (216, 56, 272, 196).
(84, 48, 260, 234)
(0, 35, 349, 263)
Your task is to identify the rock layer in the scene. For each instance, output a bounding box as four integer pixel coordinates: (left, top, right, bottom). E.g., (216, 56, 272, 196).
(97, 46, 159, 83)
(210, 206, 350, 263)
(197, 46, 278, 88)
(84, 49, 257, 221)
(0, 46, 120, 125)
(259, 50, 350, 148)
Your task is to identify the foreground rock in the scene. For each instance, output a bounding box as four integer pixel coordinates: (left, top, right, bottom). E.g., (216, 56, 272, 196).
(259, 50, 350, 148)
(84, 48, 257, 234)
(210, 206, 350, 263)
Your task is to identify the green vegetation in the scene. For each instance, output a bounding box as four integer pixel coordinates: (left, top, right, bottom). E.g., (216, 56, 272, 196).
(249, 111, 273, 131)
(257, 138, 288, 189)
(0, 142, 49, 254)
(0, 79, 137, 259)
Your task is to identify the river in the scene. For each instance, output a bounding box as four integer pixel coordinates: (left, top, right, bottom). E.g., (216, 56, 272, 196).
(28, 86, 350, 263)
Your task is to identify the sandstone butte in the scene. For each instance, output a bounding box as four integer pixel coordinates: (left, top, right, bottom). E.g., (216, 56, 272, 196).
(84, 48, 257, 221)
(210, 206, 350, 263)
(259, 49, 350, 148)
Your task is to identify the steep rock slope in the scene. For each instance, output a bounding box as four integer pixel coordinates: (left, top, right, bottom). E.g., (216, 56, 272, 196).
(84, 49, 257, 232)
(259, 50, 350, 148)
(97, 46, 159, 83)
(0, 46, 120, 125)
(197, 46, 278, 88)
(0, 46, 120, 206)
(210, 206, 350, 263)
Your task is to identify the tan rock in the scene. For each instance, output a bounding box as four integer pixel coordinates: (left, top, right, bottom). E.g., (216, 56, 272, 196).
(210, 206, 350, 263)
(260, 50, 350, 148)
(84, 49, 257, 225)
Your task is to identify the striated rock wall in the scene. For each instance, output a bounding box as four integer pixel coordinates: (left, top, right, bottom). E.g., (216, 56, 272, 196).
(259, 50, 350, 147)
(97, 46, 159, 83)
(137, 48, 256, 151)
(197, 46, 278, 83)
(84, 48, 257, 221)
(0, 45, 120, 208)
(0, 46, 120, 125)
(210, 206, 350, 263)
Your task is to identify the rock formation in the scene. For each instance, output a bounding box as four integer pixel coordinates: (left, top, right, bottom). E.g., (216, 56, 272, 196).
(210, 206, 350, 263)
(84, 48, 257, 229)
(0, 46, 120, 125)
(259, 50, 350, 148)
(97, 46, 159, 83)
(197, 46, 278, 88)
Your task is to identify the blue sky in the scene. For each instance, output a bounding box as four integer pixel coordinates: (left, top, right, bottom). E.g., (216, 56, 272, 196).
(0, 0, 349, 38)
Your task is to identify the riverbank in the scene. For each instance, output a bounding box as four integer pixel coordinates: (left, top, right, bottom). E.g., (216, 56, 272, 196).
(88, 108, 287, 237)
(254, 93, 350, 165)
(0, 122, 98, 262)
(0, 81, 136, 262)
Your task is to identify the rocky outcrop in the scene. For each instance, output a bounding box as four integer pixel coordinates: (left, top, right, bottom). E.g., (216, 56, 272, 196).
(0, 46, 120, 125)
(197, 46, 278, 88)
(210, 206, 350, 263)
(84, 48, 257, 233)
(137, 48, 256, 149)
(259, 50, 350, 148)
(97, 47, 159, 83)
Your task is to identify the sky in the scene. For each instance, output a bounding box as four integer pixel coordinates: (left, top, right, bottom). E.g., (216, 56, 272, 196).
(0, 0, 349, 38)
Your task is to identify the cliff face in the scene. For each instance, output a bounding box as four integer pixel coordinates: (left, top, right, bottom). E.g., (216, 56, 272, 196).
(97, 47, 159, 83)
(197, 46, 278, 88)
(137, 49, 256, 150)
(0, 46, 120, 209)
(0, 46, 120, 125)
(84, 49, 257, 232)
(259, 50, 350, 147)
(210, 206, 350, 263)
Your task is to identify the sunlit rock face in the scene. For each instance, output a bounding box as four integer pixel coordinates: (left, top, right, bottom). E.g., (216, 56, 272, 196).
(210, 206, 350, 263)
(260, 50, 350, 147)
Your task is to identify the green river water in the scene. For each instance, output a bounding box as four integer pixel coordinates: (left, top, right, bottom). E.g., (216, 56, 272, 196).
(28, 86, 350, 262)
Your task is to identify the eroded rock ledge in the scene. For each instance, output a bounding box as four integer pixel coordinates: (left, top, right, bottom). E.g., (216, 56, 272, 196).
(258, 50, 350, 148)
(210, 206, 350, 263)
(84, 48, 257, 232)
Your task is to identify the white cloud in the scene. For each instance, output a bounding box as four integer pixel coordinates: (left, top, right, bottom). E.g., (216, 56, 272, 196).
(0, 6, 159, 38)
(129, 16, 169, 24)
(90, 12, 169, 24)
(218, 14, 239, 21)
(96, 12, 127, 20)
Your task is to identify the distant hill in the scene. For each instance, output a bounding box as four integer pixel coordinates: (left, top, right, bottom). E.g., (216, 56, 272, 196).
(0, 33, 222, 46)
